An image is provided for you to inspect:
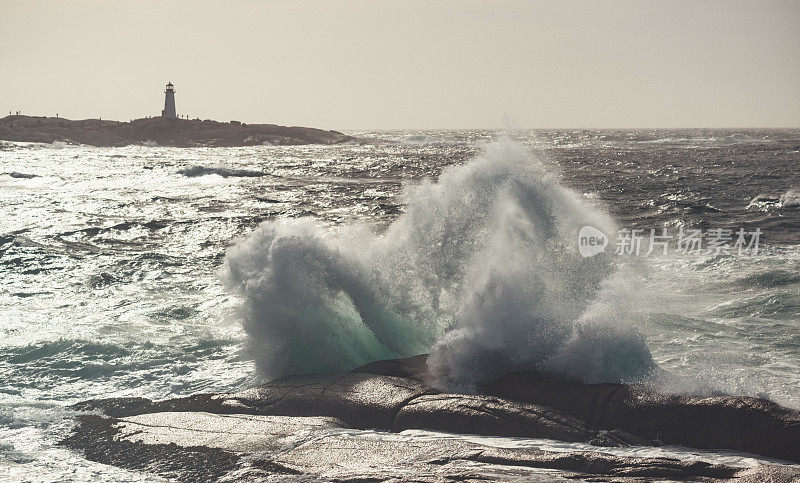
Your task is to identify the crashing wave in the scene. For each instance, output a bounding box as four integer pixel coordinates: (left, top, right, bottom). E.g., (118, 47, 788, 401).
(221, 139, 654, 390)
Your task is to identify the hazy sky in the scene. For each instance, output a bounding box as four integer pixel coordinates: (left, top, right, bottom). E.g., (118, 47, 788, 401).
(2, 0, 799, 129)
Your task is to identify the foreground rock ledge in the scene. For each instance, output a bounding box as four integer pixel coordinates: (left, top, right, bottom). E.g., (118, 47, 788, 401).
(0, 115, 353, 147)
(64, 355, 800, 481)
(64, 412, 789, 482)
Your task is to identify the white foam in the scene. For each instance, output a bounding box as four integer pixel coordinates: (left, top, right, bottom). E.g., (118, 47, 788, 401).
(221, 139, 654, 388)
(780, 188, 800, 208)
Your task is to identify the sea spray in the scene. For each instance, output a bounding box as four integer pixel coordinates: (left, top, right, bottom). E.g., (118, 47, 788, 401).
(221, 138, 655, 388)
(780, 188, 800, 208)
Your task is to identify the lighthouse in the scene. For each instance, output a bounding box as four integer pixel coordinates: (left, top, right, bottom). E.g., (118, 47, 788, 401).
(162, 82, 177, 118)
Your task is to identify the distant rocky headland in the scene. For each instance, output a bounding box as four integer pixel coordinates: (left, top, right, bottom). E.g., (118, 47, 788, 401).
(0, 115, 353, 147)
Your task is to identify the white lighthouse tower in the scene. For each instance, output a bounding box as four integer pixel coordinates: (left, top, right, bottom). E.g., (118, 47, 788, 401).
(162, 82, 177, 118)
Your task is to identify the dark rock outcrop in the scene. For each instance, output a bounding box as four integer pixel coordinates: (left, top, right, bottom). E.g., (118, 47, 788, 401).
(231, 372, 433, 429)
(394, 393, 647, 445)
(64, 354, 800, 480)
(74, 371, 641, 446)
(354, 352, 430, 381)
(482, 371, 800, 463)
(63, 410, 794, 481)
(61, 413, 321, 480)
(0, 115, 353, 147)
(355, 354, 800, 463)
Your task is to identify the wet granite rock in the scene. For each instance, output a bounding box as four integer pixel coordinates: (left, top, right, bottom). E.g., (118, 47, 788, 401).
(75, 371, 640, 446)
(62, 414, 245, 481)
(483, 371, 800, 463)
(352, 355, 800, 463)
(66, 353, 800, 481)
(396, 393, 596, 443)
(353, 353, 431, 381)
(228, 372, 434, 429)
(63, 410, 798, 481)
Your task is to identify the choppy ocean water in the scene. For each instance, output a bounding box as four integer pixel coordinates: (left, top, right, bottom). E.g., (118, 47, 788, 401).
(1, 129, 799, 480)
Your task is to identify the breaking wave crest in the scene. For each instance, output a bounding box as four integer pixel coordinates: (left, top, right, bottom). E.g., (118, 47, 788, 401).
(179, 165, 268, 178)
(221, 139, 655, 390)
(747, 189, 800, 209)
(780, 189, 800, 208)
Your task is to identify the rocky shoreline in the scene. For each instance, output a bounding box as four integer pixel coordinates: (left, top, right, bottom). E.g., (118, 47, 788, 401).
(0, 115, 353, 147)
(63, 355, 800, 481)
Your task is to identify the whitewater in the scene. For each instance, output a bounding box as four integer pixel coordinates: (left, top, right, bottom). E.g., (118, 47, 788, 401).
(222, 139, 653, 390)
(1, 129, 799, 479)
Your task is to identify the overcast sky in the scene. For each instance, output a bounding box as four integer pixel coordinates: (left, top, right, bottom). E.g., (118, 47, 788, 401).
(2, 0, 799, 129)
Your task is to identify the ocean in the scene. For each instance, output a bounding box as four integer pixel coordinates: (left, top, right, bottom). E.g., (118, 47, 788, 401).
(1, 129, 799, 480)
